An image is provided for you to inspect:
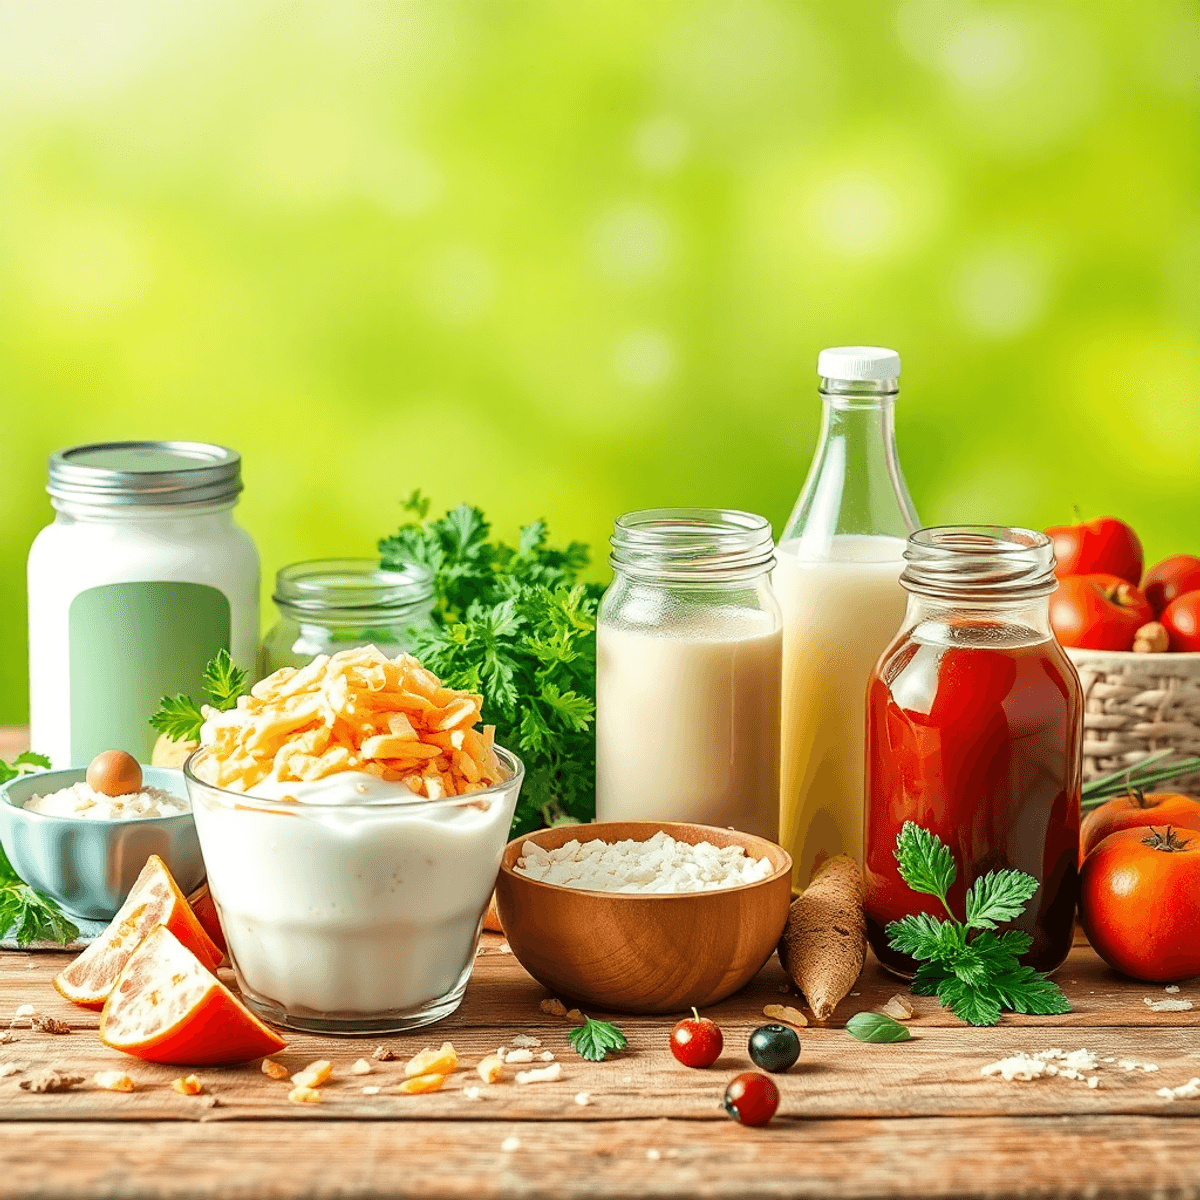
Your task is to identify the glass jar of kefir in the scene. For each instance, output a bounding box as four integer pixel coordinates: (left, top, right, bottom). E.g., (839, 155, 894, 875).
(596, 508, 782, 841)
(27, 442, 259, 767)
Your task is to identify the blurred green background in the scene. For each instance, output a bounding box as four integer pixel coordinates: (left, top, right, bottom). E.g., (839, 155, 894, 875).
(1, 0, 1198, 723)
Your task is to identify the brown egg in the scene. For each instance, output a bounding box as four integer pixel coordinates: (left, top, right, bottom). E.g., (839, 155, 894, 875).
(86, 749, 143, 798)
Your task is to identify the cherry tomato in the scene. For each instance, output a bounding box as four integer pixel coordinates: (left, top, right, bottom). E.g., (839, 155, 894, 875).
(669, 1008, 723, 1069)
(1045, 516, 1143, 585)
(748, 1024, 801, 1073)
(1142, 555, 1200, 616)
(722, 1072, 780, 1126)
(1079, 825, 1200, 983)
(1049, 574, 1154, 651)
(1161, 591, 1200, 653)
(1081, 791, 1200, 863)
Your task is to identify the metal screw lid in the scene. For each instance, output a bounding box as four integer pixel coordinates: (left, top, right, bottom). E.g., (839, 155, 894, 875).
(47, 441, 243, 508)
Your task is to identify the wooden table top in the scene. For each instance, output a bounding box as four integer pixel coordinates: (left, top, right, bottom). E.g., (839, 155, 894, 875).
(2, 729, 1199, 1198)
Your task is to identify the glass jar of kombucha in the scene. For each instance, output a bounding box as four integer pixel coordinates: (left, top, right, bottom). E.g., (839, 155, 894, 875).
(864, 526, 1083, 977)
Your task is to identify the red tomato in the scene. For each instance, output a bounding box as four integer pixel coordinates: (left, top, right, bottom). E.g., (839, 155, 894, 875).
(1045, 516, 1143, 585)
(1080, 791, 1200, 863)
(1049, 574, 1154, 651)
(1079, 825, 1200, 983)
(1142, 555, 1200, 616)
(1161, 591, 1200, 653)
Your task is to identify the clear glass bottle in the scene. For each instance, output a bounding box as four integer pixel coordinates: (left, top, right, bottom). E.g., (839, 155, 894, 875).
(865, 527, 1083, 976)
(596, 508, 782, 841)
(775, 347, 919, 891)
(260, 559, 435, 675)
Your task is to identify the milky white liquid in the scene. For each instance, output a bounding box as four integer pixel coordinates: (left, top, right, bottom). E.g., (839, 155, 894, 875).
(190, 769, 518, 1024)
(596, 614, 782, 840)
(775, 535, 908, 891)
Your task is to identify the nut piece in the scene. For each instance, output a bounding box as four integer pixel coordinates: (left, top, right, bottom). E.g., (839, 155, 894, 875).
(172, 1075, 204, 1096)
(19, 1070, 84, 1093)
(93, 1071, 135, 1093)
(504, 1048, 534, 1064)
(288, 1085, 323, 1104)
(404, 1042, 457, 1078)
(880, 995, 915, 1021)
(372, 1045, 396, 1061)
(477, 1055, 505, 1084)
(30, 1014, 71, 1035)
(1134, 622, 1170, 654)
(396, 1072, 446, 1094)
(291, 1060, 332, 1089)
(764, 1003, 808, 1028)
(515, 1062, 562, 1085)
(540, 998, 568, 1017)
(262, 1059, 290, 1081)
(349, 1058, 372, 1076)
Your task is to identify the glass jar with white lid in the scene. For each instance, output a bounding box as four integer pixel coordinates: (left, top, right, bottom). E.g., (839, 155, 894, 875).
(260, 558, 436, 676)
(27, 442, 259, 768)
(595, 508, 782, 841)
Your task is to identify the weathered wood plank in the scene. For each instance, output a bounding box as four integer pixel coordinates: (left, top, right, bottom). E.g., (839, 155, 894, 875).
(0, 1116, 1198, 1200)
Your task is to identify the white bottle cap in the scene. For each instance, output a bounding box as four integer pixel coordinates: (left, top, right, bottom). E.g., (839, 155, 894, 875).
(817, 346, 901, 382)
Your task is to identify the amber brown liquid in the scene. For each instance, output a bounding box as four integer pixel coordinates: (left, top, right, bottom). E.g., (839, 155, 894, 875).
(864, 634, 1082, 976)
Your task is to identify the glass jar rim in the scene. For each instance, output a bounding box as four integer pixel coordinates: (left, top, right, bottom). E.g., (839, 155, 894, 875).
(184, 744, 523, 815)
(610, 508, 774, 581)
(901, 525, 1057, 601)
(273, 558, 434, 617)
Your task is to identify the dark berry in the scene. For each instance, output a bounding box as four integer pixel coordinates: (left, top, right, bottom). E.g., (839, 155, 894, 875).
(748, 1023, 801, 1073)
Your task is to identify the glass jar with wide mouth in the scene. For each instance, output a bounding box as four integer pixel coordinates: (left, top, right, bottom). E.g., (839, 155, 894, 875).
(260, 558, 435, 676)
(27, 442, 259, 768)
(184, 745, 524, 1034)
(596, 508, 782, 841)
(864, 526, 1083, 977)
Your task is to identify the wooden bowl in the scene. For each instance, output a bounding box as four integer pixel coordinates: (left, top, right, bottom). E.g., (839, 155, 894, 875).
(494, 821, 792, 1015)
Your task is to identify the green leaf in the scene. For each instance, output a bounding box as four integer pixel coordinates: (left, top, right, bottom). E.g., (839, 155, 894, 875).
(0, 752, 51, 786)
(886, 912, 956, 961)
(935, 977, 1003, 1027)
(965, 870, 1040, 930)
(911, 959, 954, 997)
(990, 964, 1071, 1016)
(201, 648, 248, 711)
(894, 822, 957, 904)
(148, 694, 206, 743)
(845, 1012, 912, 1043)
(567, 1017, 627, 1061)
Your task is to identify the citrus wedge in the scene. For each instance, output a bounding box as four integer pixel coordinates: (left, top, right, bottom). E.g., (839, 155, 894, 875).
(54, 855, 223, 1010)
(186, 881, 228, 957)
(100, 925, 287, 1065)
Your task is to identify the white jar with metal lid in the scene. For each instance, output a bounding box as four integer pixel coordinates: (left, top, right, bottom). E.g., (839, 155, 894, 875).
(27, 442, 260, 768)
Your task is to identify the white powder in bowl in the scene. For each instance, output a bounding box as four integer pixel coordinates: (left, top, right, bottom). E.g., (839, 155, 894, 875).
(514, 830, 775, 894)
(23, 782, 189, 821)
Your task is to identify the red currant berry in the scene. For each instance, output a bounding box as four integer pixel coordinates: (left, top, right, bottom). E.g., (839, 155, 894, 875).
(669, 1007, 723, 1068)
(722, 1072, 780, 1127)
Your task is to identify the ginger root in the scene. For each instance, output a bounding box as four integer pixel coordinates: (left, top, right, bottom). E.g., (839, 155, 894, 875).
(777, 855, 866, 1021)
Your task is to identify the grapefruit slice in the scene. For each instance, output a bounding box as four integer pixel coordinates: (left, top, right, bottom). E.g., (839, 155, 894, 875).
(54, 855, 223, 1010)
(100, 925, 287, 1065)
(186, 882, 228, 957)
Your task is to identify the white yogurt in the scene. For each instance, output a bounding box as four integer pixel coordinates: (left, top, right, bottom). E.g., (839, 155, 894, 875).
(188, 755, 521, 1026)
(23, 781, 190, 821)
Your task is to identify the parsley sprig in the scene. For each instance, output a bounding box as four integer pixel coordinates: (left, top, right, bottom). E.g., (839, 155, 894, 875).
(567, 1016, 627, 1062)
(381, 494, 601, 837)
(886, 823, 1070, 1027)
(0, 753, 80, 947)
(149, 649, 249, 743)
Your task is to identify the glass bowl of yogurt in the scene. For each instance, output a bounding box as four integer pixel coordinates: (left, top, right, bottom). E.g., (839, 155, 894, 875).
(184, 745, 524, 1035)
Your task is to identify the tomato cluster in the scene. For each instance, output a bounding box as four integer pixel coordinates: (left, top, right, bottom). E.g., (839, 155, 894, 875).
(1044, 516, 1200, 652)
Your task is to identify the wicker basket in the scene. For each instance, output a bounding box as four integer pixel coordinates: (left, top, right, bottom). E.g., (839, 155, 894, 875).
(1066, 647, 1200, 799)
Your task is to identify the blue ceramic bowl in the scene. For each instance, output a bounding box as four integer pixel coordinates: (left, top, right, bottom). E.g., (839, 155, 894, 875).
(0, 766, 205, 922)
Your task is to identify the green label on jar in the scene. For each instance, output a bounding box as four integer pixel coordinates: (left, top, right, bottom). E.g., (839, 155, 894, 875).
(68, 581, 231, 764)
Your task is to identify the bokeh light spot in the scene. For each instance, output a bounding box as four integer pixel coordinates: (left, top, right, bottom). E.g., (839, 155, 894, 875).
(954, 245, 1050, 339)
(590, 202, 675, 286)
(614, 328, 677, 390)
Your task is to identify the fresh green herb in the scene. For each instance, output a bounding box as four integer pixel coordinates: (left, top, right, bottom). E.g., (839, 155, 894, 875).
(567, 1016, 628, 1062)
(885, 822, 1070, 1027)
(381, 496, 601, 837)
(845, 1012, 912, 1043)
(1081, 750, 1200, 809)
(0, 754, 79, 947)
(150, 649, 249, 743)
